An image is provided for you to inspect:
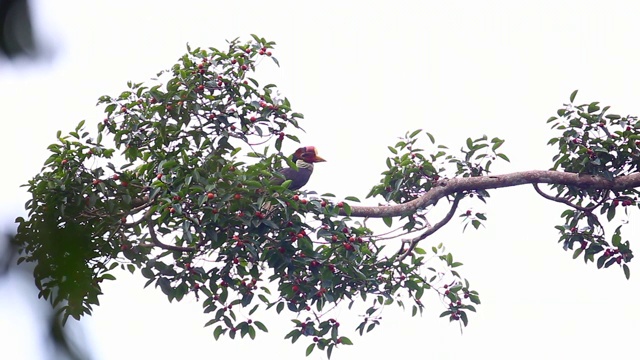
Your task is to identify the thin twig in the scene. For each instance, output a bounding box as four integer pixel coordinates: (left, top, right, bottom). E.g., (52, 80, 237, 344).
(532, 183, 609, 212)
(397, 193, 464, 262)
(146, 218, 196, 253)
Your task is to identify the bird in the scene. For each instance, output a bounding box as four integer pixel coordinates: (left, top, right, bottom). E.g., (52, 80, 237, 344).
(271, 146, 326, 190)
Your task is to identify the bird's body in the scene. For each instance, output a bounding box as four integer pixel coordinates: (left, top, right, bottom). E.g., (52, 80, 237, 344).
(271, 146, 326, 190)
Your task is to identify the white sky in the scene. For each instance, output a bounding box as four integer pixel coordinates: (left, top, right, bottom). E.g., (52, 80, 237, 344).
(1, 1, 639, 359)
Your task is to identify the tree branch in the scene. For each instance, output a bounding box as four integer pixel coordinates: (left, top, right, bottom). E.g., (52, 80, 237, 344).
(345, 170, 640, 218)
(397, 193, 463, 262)
(532, 183, 609, 212)
(146, 218, 196, 253)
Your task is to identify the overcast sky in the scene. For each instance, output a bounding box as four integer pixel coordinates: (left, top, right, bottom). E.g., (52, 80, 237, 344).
(1, 1, 639, 359)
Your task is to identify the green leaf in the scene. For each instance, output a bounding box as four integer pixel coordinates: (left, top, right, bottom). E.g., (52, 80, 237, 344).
(612, 233, 621, 247)
(213, 325, 224, 340)
(343, 202, 352, 216)
(607, 206, 616, 221)
(572, 248, 583, 259)
(306, 343, 315, 356)
(344, 196, 360, 202)
(339, 336, 353, 345)
(254, 321, 268, 332)
(382, 217, 393, 227)
(496, 153, 510, 162)
(426, 132, 435, 144)
(570, 90, 578, 103)
(623, 264, 631, 280)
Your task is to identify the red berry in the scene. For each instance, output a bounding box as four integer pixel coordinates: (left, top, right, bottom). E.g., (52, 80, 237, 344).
(234, 194, 242, 200)
(121, 181, 128, 187)
(331, 235, 338, 242)
(169, 207, 175, 214)
(266, 51, 272, 56)
(231, 59, 237, 64)
(250, 116, 257, 122)
(61, 159, 68, 165)
(92, 179, 101, 185)
(300, 199, 308, 204)
(166, 105, 172, 111)
(259, 50, 265, 55)
(241, 65, 248, 71)
(337, 202, 344, 208)
(292, 285, 299, 292)
(293, 194, 300, 201)
(112, 174, 119, 180)
(321, 200, 327, 207)
(207, 192, 215, 200)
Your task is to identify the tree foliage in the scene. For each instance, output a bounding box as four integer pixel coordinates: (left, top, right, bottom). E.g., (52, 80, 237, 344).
(14, 36, 639, 357)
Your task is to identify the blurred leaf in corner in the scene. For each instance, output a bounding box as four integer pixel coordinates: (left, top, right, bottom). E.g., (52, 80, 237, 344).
(1, 233, 92, 360)
(0, 0, 37, 59)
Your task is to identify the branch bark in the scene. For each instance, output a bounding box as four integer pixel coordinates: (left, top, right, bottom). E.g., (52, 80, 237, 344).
(346, 170, 640, 218)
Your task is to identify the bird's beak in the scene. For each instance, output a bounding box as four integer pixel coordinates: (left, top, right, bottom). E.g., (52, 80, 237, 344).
(312, 155, 326, 163)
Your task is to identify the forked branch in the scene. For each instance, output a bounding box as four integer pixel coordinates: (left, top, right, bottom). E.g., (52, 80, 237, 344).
(397, 193, 464, 261)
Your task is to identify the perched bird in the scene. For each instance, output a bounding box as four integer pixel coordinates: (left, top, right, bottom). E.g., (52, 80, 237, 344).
(272, 146, 326, 190)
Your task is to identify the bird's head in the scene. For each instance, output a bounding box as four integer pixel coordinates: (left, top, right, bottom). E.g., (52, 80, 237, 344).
(292, 146, 326, 164)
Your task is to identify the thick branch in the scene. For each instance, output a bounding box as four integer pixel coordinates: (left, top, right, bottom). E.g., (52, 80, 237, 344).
(346, 170, 640, 218)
